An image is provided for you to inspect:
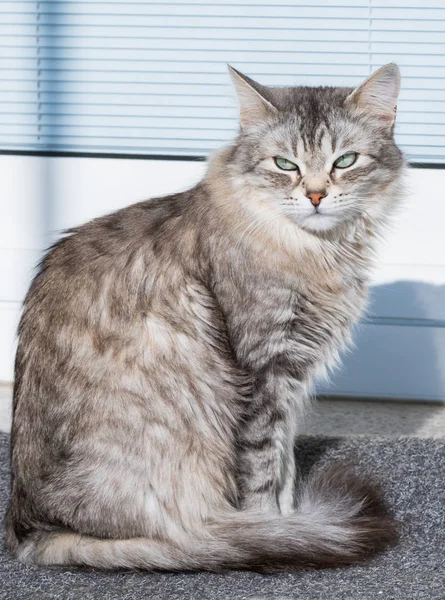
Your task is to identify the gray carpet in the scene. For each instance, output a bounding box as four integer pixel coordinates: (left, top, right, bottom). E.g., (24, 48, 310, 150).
(0, 432, 444, 600)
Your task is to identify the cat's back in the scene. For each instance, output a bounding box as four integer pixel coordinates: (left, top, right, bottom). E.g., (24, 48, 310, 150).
(20, 189, 201, 323)
(36, 191, 188, 280)
(13, 187, 206, 414)
(11, 183, 219, 457)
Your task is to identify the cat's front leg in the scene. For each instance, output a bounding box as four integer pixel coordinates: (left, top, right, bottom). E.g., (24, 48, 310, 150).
(277, 418, 298, 516)
(237, 373, 301, 515)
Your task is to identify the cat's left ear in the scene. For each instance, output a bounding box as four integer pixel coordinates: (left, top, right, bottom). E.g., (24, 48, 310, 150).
(228, 65, 278, 129)
(346, 63, 400, 125)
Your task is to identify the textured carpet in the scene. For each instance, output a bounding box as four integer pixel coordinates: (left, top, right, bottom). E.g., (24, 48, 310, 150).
(0, 432, 444, 600)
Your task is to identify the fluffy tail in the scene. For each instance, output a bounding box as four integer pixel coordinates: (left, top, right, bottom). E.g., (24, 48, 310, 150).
(8, 465, 397, 571)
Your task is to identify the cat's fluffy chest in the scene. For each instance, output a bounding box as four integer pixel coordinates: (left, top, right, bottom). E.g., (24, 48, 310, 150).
(211, 230, 369, 382)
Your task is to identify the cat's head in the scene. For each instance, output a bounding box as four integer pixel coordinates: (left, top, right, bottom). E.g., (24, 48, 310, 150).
(225, 64, 405, 235)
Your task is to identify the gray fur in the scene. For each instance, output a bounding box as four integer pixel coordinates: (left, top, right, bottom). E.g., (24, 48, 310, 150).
(5, 64, 405, 570)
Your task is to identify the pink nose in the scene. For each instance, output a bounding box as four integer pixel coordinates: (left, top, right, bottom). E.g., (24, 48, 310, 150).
(306, 191, 327, 207)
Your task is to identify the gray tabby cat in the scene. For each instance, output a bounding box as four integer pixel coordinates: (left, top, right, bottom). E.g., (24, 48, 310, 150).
(6, 64, 405, 570)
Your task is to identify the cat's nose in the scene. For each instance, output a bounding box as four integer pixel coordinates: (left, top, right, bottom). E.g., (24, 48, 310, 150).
(306, 191, 327, 207)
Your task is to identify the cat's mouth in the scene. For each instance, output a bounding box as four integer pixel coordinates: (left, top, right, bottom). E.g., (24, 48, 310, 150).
(308, 207, 330, 218)
(302, 210, 339, 232)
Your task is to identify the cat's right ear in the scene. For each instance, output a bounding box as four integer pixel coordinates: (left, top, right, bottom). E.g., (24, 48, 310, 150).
(345, 63, 401, 126)
(228, 65, 277, 129)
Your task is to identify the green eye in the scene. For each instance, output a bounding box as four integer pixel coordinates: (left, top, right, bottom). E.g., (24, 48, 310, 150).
(274, 156, 298, 171)
(333, 152, 358, 169)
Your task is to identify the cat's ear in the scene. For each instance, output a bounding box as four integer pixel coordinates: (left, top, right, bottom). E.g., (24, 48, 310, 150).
(228, 65, 277, 129)
(346, 63, 400, 125)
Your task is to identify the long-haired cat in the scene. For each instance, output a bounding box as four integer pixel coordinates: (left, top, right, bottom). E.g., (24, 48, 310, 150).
(5, 64, 405, 570)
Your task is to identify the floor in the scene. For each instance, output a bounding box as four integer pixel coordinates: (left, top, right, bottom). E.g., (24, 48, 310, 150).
(2, 432, 443, 599)
(1, 383, 444, 437)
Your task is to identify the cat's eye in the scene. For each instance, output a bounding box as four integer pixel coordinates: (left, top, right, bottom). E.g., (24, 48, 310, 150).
(274, 157, 299, 171)
(333, 152, 358, 169)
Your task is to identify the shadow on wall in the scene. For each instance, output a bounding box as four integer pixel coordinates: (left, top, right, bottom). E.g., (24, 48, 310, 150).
(309, 281, 445, 436)
(317, 280, 445, 432)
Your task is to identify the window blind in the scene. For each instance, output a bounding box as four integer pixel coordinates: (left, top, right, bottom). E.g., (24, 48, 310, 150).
(2, 0, 445, 162)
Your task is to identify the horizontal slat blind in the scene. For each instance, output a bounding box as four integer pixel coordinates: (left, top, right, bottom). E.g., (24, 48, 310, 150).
(1, 0, 445, 162)
(0, 1, 40, 149)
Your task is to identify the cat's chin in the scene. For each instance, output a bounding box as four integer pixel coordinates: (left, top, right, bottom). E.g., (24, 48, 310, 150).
(299, 212, 341, 233)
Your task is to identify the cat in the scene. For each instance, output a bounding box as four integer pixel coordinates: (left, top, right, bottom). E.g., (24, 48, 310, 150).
(5, 63, 405, 571)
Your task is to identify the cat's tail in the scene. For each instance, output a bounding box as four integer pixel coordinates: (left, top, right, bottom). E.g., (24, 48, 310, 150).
(8, 464, 397, 571)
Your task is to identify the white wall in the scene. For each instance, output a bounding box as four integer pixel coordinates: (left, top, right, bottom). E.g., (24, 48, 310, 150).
(1, 155, 444, 400)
